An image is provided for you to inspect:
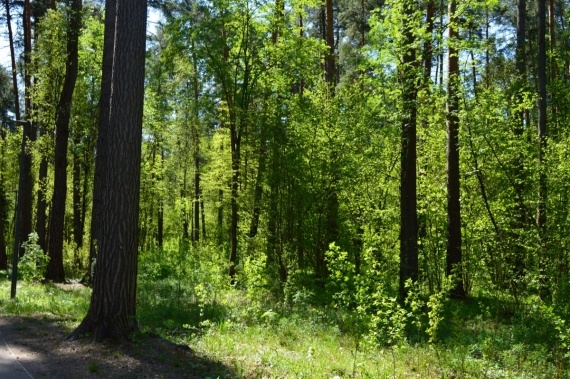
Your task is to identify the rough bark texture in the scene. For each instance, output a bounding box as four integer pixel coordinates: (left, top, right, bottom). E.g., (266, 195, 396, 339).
(445, 0, 466, 299)
(399, 0, 419, 300)
(46, 0, 82, 282)
(72, 0, 147, 341)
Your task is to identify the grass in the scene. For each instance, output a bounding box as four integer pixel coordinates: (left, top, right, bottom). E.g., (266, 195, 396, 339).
(0, 274, 568, 378)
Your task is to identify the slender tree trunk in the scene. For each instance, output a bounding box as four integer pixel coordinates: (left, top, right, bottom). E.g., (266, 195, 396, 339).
(537, 0, 548, 295)
(181, 169, 189, 240)
(18, 0, 34, 257)
(229, 119, 240, 280)
(0, 126, 6, 269)
(0, 178, 6, 270)
(46, 0, 82, 282)
(325, 0, 335, 85)
(217, 188, 223, 245)
(322, 0, 338, 280)
(510, 0, 527, 280)
(5, 0, 20, 121)
(4, 4, 27, 270)
(423, 0, 435, 83)
(399, 0, 419, 300)
(72, 0, 147, 341)
(446, 0, 466, 299)
(201, 199, 206, 239)
(157, 149, 164, 248)
(192, 59, 201, 243)
(73, 134, 83, 250)
(36, 154, 48, 251)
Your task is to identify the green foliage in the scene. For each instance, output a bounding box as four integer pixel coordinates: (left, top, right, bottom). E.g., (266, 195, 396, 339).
(20, 233, 50, 282)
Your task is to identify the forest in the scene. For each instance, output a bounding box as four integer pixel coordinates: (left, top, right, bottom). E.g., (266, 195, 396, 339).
(0, 0, 570, 377)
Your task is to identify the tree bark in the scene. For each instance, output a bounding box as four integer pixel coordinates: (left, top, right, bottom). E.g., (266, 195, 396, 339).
(399, 0, 419, 299)
(46, 0, 82, 282)
(445, 0, 466, 299)
(71, 0, 147, 341)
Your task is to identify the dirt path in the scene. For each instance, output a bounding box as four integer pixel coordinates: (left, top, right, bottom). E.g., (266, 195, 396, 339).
(0, 316, 237, 378)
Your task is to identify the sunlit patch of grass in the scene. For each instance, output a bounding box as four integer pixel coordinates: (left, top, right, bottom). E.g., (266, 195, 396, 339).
(0, 280, 90, 323)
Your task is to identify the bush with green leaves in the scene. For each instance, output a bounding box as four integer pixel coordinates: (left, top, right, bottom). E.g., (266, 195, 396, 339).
(19, 233, 50, 282)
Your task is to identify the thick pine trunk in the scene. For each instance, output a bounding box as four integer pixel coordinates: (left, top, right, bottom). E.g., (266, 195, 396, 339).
(72, 0, 147, 341)
(445, 0, 466, 299)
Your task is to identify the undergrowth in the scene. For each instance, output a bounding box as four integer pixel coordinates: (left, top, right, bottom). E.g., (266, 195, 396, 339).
(0, 241, 567, 378)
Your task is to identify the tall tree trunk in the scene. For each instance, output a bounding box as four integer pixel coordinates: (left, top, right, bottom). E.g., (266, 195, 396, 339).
(18, 0, 35, 257)
(537, 0, 548, 295)
(325, 0, 335, 85)
(157, 149, 164, 248)
(399, 0, 419, 300)
(71, 0, 147, 341)
(511, 0, 527, 279)
(191, 54, 201, 243)
(0, 128, 6, 269)
(3, 0, 19, 269)
(0, 177, 6, 270)
(423, 0, 435, 83)
(446, 0, 466, 299)
(46, 0, 82, 282)
(229, 120, 240, 280)
(5, 0, 20, 121)
(73, 134, 83, 250)
(36, 154, 48, 251)
(322, 0, 338, 280)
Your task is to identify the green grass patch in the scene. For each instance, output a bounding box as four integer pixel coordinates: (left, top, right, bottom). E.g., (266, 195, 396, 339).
(0, 278, 567, 378)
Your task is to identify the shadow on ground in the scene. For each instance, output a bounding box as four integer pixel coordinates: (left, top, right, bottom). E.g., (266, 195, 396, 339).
(0, 316, 238, 378)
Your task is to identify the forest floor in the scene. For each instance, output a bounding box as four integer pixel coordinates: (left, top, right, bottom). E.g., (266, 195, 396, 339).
(0, 314, 237, 379)
(0, 284, 236, 379)
(0, 279, 567, 378)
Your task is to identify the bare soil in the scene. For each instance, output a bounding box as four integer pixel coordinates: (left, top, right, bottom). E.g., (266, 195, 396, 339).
(0, 315, 237, 379)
